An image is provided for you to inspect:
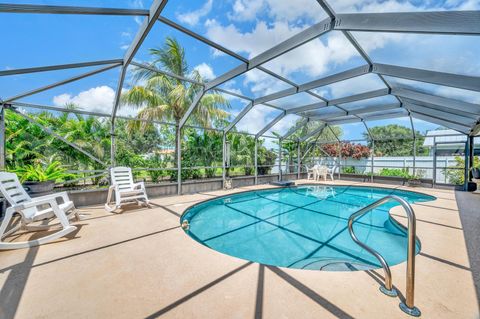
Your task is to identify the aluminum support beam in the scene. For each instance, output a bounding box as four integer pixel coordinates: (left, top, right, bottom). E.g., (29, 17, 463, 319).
(177, 125, 182, 195)
(328, 88, 389, 106)
(286, 102, 327, 115)
(0, 107, 4, 170)
(8, 101, 184, 127)
(334, 11, 480, 35)
(224, 102, 253, 133)
(131, 61, 203, 86)
(0, 4, 149, 16)
(179, 91, 205, 129)
(4, 63, 120, 102)
(299, 124, 326, 142)
(111, 0, 169, 124)
(255, 112, 286, 139)
(465, 137, 471, 191)
(215, 88, 252, 102)
(254, 139, 258, 184)
(178, 18, 332, 125)
(278, 138, 282, 180)
(327, 111, 407, 125)
(297, 141, 301, 179)
(282, 118, 309, 139)
(309, 103, 400, 120)
(391, 87, 480, 115)
(11, 109, 106, 166)
(254, 65, 370, 108)
(110, 66, 127, 166)
(124, 1, 168, 66)
(328, 125, 341, 143)
(158, 16, 312, 99)
(299, 65, 370, 92)
(248, 18, 332, 70)
(254, 87, 298, 106)
(131, 62, 250, 103)
(403, 102, 476, 127)
(222, 132, 226, 187)
(373, 63, 480, 92)
(0, 59, 123, 77)
(204, 64, 248, 91)
(410, 112, 470, 134)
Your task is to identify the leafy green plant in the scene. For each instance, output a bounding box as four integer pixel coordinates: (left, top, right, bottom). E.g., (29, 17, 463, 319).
(146, 160, 167, 183)
(13, 161, 72, 182)
(378, 168, 410, 178)
(342, 166, 356, 174)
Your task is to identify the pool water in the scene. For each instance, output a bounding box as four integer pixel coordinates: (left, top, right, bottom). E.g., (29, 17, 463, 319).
(181, 185, 435, 271)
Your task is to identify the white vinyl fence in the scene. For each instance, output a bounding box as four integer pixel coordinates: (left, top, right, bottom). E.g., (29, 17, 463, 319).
(296, 156, 463, 184)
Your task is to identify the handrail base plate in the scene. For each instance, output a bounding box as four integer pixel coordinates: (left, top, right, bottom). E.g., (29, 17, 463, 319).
(380, 285, 398, 297)
(399, 303, 421, 317)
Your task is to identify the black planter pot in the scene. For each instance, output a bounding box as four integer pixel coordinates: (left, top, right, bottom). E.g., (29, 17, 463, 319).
(407, 179, 422, 187)
(23, 180, 55, 194)
(472, 168, 480, 179)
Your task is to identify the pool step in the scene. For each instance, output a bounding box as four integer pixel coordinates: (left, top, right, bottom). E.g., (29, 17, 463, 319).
(291, 258, 374, 271)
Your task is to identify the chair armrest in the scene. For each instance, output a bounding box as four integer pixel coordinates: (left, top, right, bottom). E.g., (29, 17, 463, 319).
(132, 182, 145, 189)
(13, 197, 59, 211)
(30, 192, 70, 204)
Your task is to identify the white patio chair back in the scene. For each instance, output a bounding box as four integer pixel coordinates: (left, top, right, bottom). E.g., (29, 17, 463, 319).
(110, 167, 135, 192)
(0, 172, 36, 218)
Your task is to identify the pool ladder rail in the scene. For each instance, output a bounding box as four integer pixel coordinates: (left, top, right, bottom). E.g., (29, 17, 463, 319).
(348, 195, 421, 317)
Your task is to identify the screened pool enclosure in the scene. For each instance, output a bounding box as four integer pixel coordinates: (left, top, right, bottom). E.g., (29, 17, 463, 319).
(1, 1, 479, 194)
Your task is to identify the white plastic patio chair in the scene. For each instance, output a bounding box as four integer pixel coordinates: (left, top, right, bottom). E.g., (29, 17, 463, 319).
(0, 172, 79, 250)
(105, 167, 150, 212)
(306, 165, 315, 180)
(327, 164, 338, 181)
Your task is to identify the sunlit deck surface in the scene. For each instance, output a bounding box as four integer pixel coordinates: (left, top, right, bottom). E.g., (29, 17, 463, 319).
(1, 180, 479, 319)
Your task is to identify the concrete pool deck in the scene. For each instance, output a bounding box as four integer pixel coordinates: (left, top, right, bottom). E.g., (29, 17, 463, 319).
(0, 180, 478, 318)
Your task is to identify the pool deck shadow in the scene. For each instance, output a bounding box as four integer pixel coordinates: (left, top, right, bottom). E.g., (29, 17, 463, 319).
(0, 179, 478, 318)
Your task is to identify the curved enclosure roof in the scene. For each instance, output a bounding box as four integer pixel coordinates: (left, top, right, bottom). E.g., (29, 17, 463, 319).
(1, 0, 480, 142)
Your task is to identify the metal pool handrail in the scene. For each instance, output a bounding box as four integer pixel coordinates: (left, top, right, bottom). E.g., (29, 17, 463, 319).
(348, 195, 421, 317)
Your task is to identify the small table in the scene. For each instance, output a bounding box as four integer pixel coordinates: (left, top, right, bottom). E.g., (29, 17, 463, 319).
(314, 166, 328, 181)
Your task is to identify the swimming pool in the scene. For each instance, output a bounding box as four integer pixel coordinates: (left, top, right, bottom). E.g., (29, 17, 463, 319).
(181, 185, 435, 271)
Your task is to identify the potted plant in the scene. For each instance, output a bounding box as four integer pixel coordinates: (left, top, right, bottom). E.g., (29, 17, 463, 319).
(406, 171, 424, 187)
(13, 161, 71, 194)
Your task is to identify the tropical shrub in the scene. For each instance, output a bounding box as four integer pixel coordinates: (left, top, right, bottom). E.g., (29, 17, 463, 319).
(378, 168, 410, 178)
(13, 160, 72, 182)
(321, 142, 370, 159)
(342, 166, 356, 174)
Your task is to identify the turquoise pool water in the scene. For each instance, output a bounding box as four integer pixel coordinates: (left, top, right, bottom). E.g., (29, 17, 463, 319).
(181, 185, 435, 271)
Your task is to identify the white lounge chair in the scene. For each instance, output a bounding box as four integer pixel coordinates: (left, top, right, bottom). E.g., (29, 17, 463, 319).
(105, 166, 150, 212)
(0, 172, 79, 250)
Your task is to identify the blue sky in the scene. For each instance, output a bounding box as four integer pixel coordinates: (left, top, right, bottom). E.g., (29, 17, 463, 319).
(1, 0, 479, 141)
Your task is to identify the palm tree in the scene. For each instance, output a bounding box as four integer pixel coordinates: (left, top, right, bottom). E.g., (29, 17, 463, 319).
(121, 37, 230, 162)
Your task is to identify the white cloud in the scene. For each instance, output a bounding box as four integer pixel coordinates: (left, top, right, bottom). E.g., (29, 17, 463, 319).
(194, 63, 215, 80)
(177, 0, 213, 26)
(129, 0, 144, 9)
(228, 0, 326, 22)
(53, 86, 115, 114)
(236, 105, 278, 134)
(229, 0, 265, 21)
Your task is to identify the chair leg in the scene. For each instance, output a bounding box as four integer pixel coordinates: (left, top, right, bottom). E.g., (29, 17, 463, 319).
(0, 226, 76, 250)
(0, 209, 14, 240)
